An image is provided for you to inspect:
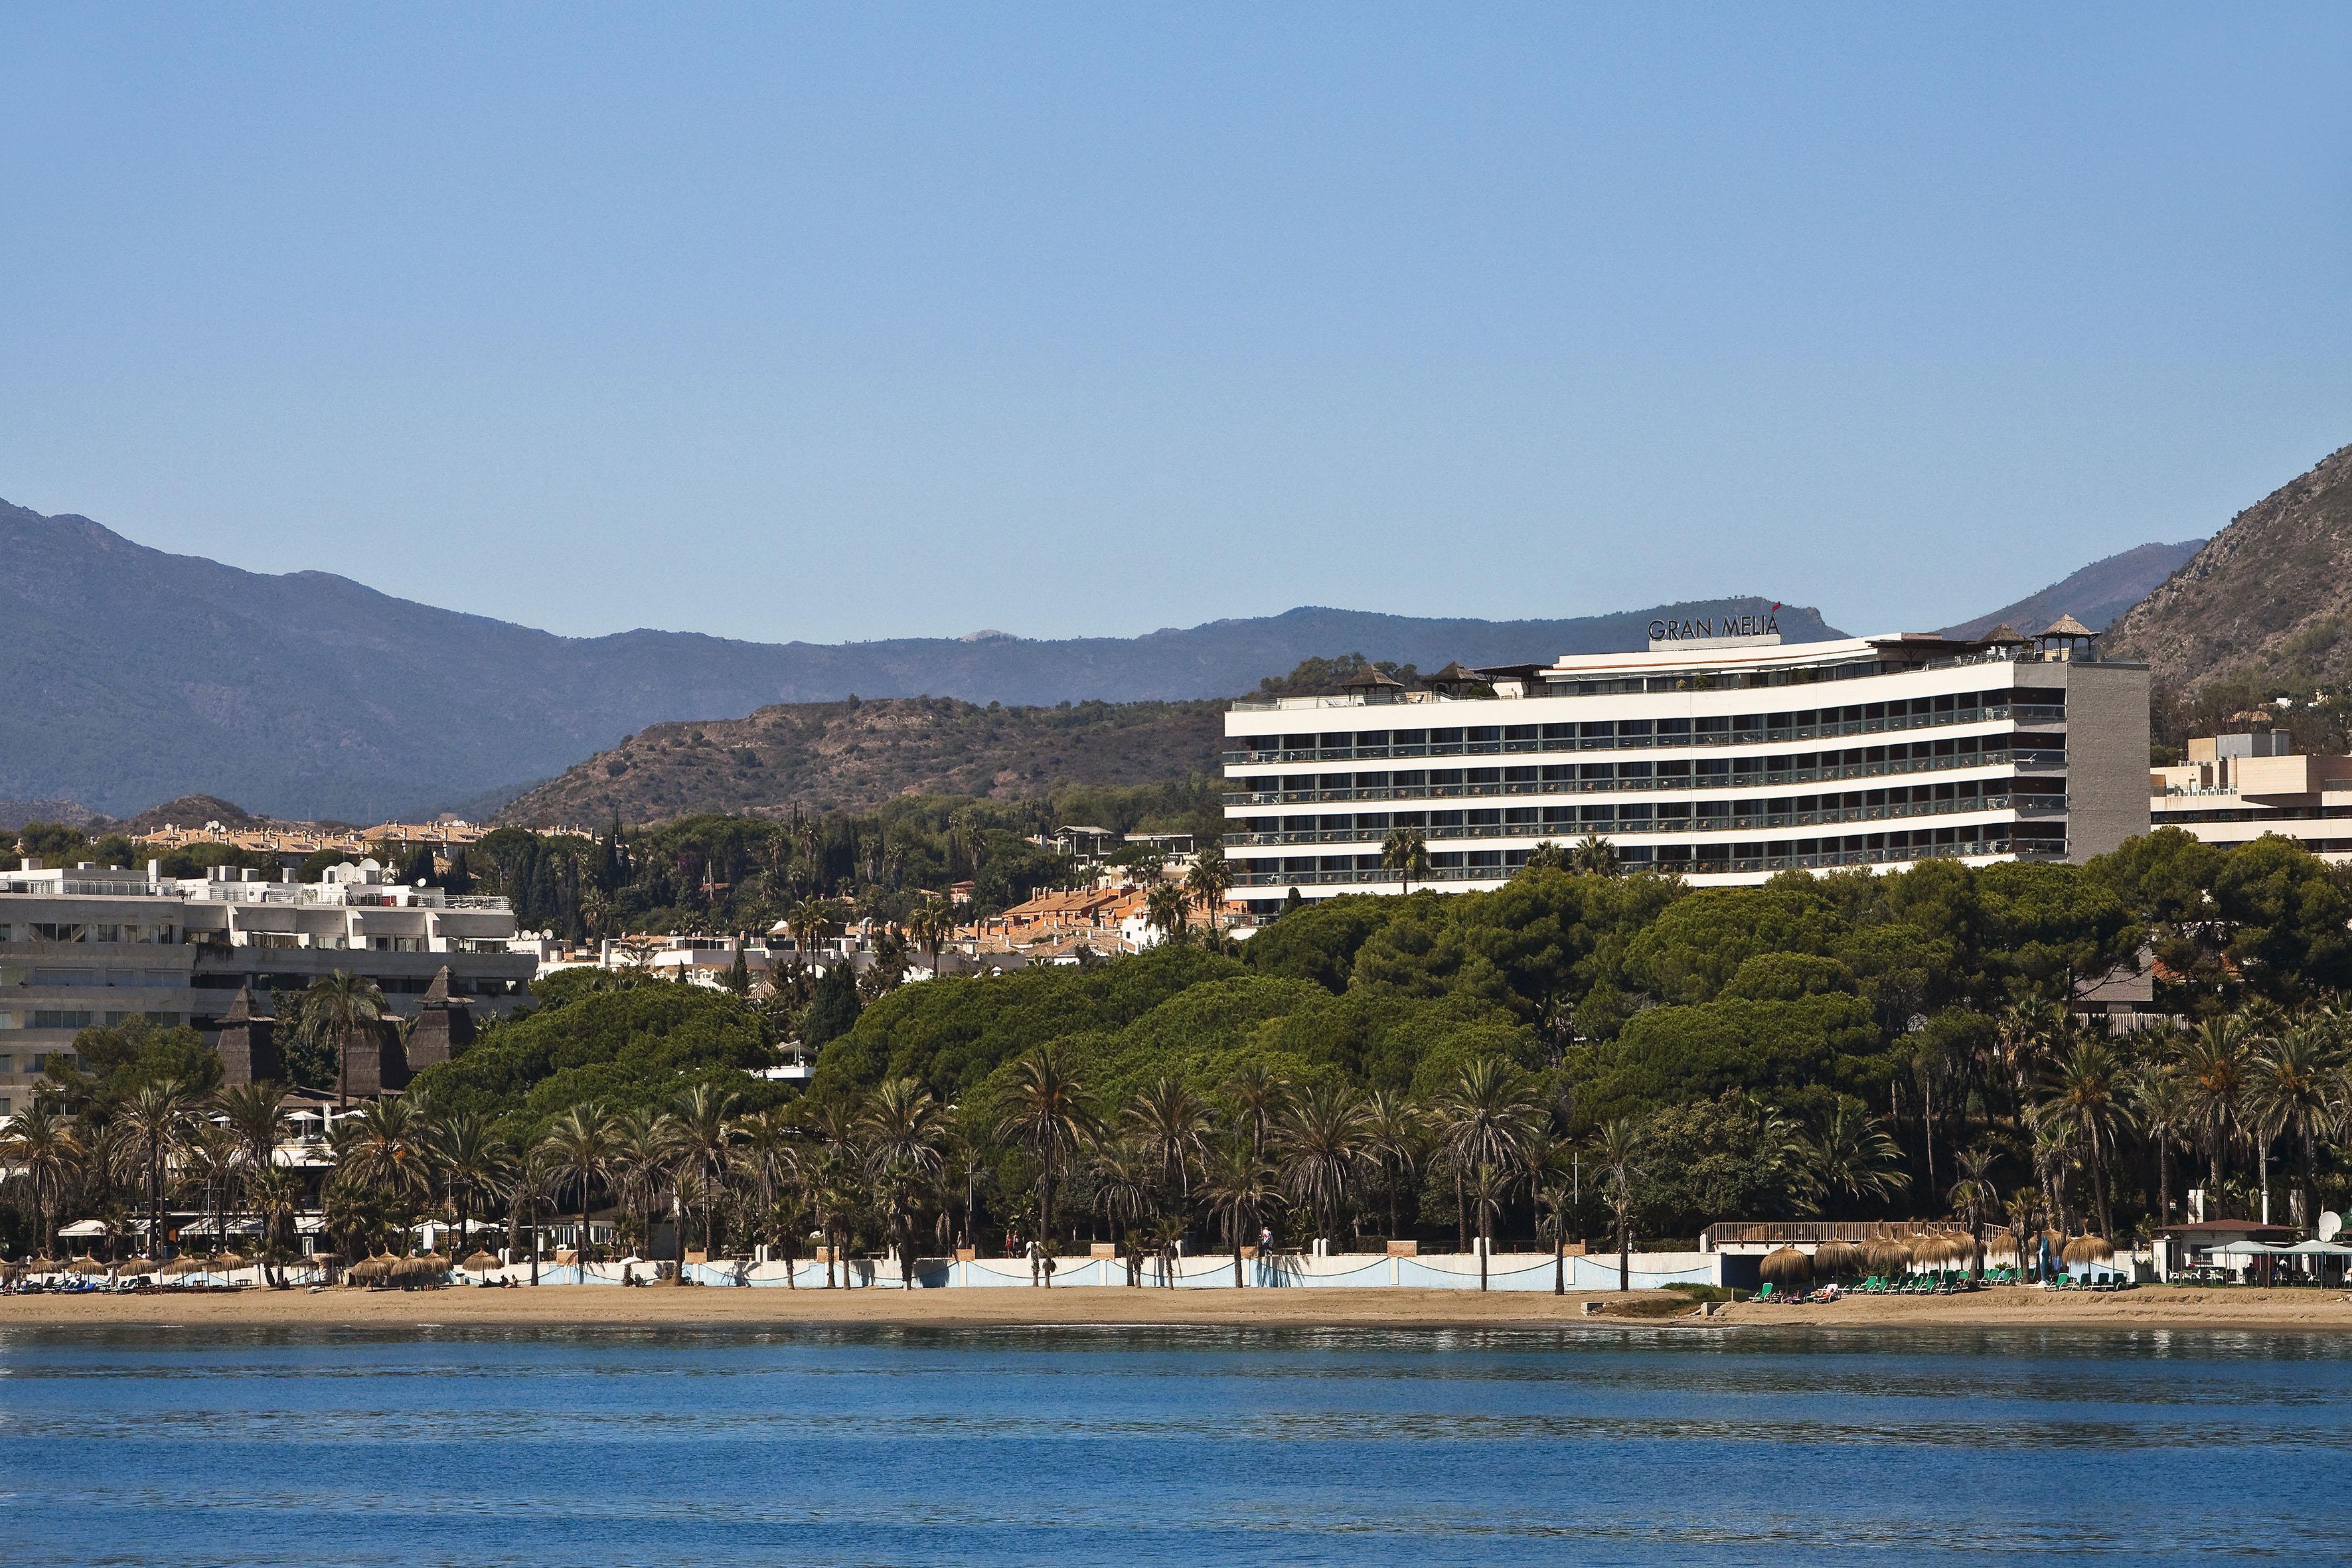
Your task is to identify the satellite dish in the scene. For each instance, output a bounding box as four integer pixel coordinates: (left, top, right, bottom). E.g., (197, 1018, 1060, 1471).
(2321, 1212, 2343, 1241)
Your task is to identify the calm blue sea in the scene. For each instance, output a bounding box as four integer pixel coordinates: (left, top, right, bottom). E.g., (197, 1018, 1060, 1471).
(1, 1322, 2345, 1565)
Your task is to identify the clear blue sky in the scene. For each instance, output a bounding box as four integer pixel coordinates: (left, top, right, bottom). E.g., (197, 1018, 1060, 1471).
(3, 6, 2348, 644)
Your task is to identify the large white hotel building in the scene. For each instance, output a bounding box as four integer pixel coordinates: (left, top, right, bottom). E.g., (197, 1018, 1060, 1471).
(1221, 617, 2150, 913)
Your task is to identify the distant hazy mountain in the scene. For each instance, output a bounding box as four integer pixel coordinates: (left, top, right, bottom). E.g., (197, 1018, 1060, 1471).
(0, 495, 1840, 821)
(1940, 540, 2205, 641)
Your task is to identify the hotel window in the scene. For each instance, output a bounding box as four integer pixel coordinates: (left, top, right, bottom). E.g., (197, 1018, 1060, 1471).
(95, 923, 121, 942)
(0, 924, 11, 941)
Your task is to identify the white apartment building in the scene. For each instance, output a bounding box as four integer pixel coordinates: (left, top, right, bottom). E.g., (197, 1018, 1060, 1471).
(0, 857, 534, 1113)
(2151, 732, 2352, 860)
(1222, 621, 2150, 914)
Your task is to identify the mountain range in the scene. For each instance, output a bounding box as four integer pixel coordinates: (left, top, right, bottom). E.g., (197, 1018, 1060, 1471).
(0, 487, 2246, 825)
(0, 494, 1841, 821)
(1939, 539, 2203, 640)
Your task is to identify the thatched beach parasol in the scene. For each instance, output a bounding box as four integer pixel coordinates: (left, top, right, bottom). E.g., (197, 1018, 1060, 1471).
(1861, 1236, 1913, 1277)
(347, 1255, 392, 1285)
(2062, 1235, 2114, 1267)
(67, 1255, 109, 1276)
(1813, 1240, 1865, 1279)
(1759, 1246, 1814, 1289)
(159, 1255, 210, 1278)
(460, 1250, 502, 1273)
(392, 1253, 450, 1286)
(214, 1251, 249, 1271)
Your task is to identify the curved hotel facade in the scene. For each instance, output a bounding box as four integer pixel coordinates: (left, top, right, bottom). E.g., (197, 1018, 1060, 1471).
(1223, 626, 2149, 913)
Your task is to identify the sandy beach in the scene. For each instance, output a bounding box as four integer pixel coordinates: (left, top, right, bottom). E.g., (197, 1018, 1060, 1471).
(5, 1283, 2349, 1333)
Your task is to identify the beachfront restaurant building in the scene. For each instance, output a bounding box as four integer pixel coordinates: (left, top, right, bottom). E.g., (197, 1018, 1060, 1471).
(1221, 619, 2151, 914)
(2146, 1219, 2351, 1284)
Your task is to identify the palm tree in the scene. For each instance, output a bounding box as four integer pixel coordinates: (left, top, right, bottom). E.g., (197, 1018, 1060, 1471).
(1220, 1061, 1291, 1163)
(906, 898, 954, 979)
(1379, 826, 1429, 894)
(1804, 1102, 1911, 1212)
(609, 1109, 681, 1268)
(343, 1096, 434, 1243)
(1432, 1058, 1544, 1271)
(1591, 1117, 1646, 1291)
(184, 1122, 238, 1261)
(1570, 834, 1618, 877)
(862, 1077, 950, 1286)
(214, 1081, 291, 1225)
(116, 1077, 198, 1259)
(731, 1109, 803, 1283)
(1461, 1162, 1517, 1289)
(1089, 1140, 1158, 1285)
(502, 1141, 560, 1285)
(1530, 1145, 1575, 1294)
(2132, 1063, 2193, 1228)
(1994, 998, 2069, 1121)
(1521, 840, 1567, 874)
(429, 1110, 509, 1262)
(1184, 846, 1232, 933)
(995, 1044, 1101, 1275)
(2247, 1022, 2339, 1231)
(1277, 1083, 1366, 1250)
(248, 1164, 300, 1283)
(2037, 1038, 2135, 1241)
(2177, 1015, 2252, 1199)
(301, 971, 386, 1107)
(1358, 1089, 1424, 1243)
(1124, 1076, 1211, 1201)
(786, 898, 832, 975)
(541, 1103, 621, 1267)
(1200, 1139, 1281, 1286)
(671, 1084, 742, 1260)
(1947, 1144, 1999, 1277)
(807, 1100, 864, 1286)
(0, 1105, 82, 1259)
(1144, 884, 1190, 946)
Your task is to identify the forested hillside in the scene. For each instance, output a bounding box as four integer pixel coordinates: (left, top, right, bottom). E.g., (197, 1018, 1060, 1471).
(497, 694, 1224, 826)
(2106, 443, 2352, 749)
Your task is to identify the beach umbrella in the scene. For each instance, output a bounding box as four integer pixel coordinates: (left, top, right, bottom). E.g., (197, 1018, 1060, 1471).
(1980, 1235, 2019, 1267)
(394, 1253, 450, 1286)
(68, 1255, 108, 1276)
(1860, 1237, 1913, 1275)
(120, 1257, 159, 1276)
(159, 1255, 209, 1278)
(460, 1249, 501, 1273)
(1814, 1240, 1865, 1278)
(214, 1251, 249, 1271)
(2062, 1235, 2114, 1267)
(347, 1254, 391, 1283)
(1759, 1246, 1814, 1287)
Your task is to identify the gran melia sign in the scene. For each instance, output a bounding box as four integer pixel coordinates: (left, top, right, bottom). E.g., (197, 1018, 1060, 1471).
(1646, 609, 1782, 651)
